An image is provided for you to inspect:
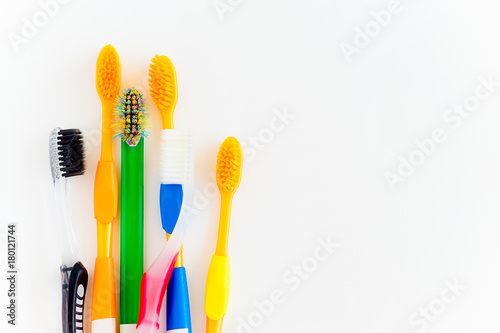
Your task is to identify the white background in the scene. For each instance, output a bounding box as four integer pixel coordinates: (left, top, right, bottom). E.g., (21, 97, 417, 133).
(2, 1, 500, 332)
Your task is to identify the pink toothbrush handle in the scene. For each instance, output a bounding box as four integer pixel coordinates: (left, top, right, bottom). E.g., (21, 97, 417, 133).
(136, 253, 178, 333)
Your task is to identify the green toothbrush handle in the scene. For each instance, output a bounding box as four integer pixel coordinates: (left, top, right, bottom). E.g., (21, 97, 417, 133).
(120, 139, 144, 325)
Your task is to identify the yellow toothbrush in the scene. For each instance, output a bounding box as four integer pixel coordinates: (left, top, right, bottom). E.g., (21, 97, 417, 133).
(205, 137, 243, 333)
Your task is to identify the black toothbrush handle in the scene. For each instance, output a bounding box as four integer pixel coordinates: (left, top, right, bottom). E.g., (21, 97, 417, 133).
(61, 262, 88, 333)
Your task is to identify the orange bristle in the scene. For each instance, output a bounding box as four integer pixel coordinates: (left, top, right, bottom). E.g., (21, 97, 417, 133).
(216, 137, 243, 193)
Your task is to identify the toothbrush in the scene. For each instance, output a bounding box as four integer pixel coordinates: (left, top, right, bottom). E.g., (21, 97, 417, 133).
(136, 128, 194, 333)
(49, 128, 88, 333)
(205, 137, 243, 333)
(91, 44, 120, 333)
(112, 88, 149, 333)
(149, 54, 192, 333)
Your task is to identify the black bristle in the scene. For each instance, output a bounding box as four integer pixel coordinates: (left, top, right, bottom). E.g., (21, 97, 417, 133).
(57, 129, 85, 177)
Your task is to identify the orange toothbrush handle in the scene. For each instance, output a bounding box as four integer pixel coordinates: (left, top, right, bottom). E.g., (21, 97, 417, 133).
(206, 318, 223, 333)
(94, 160, 118, 224)
(100, 99, 115, 162)
(92, 158, 118, 333)
(91, 257, 117, 332)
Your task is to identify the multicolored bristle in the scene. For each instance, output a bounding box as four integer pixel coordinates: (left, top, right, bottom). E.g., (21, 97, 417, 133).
(112, 87, 149, 146)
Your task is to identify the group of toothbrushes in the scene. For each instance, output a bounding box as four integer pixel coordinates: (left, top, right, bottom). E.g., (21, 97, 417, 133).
(49, 44, 243, 333)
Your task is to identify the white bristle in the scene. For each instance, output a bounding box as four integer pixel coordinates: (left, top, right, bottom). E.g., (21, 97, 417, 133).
(159, 129, 194, 184)
(49, 128, 62, 181)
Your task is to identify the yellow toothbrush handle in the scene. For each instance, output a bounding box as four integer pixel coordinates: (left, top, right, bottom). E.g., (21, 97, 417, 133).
(205, 194, 233, 333)
(215, 195, 232, 256)
(205, 255, 230, 333)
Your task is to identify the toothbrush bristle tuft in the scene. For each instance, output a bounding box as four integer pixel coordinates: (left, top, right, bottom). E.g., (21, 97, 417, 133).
(96, 45, 120, 100)
(50, 128, 85, 179)
(112, 87, 149, 146)
(159, 129, 194, 184)
(216, 137, 242, 193)
(148, 55, 177, 113)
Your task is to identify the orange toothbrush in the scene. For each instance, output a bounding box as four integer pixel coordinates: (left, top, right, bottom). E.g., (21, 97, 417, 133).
(91, 44, 120, 333)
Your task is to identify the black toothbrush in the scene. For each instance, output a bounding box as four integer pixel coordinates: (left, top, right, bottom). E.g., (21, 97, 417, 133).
(50, 128, 88, 333)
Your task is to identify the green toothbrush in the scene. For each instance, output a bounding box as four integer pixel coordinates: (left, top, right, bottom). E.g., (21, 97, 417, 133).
(112, 87, 149, 333)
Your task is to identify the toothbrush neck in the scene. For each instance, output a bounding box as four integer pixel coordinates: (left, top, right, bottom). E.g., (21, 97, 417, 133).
(215, 194, 233, 256)
(96, 221, 113, 258)
(100, 99, 114, 161)
(55, 178, 79, 265)
(162, 113, 173, 130)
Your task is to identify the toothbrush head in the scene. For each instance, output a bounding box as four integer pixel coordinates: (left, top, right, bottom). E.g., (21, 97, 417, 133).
(96, 45, 121, 100)
(148, 55, 177, 129)
(112, 87, 149, 146)
(216, 137, 243, 194)
(49, 128, 85, 182)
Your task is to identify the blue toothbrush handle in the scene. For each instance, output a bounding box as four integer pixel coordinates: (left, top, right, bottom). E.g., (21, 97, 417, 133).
(166, 267, 192, 333)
